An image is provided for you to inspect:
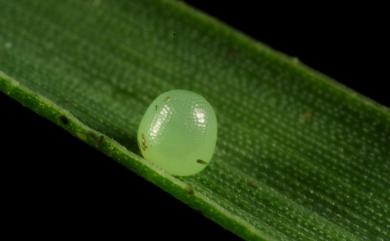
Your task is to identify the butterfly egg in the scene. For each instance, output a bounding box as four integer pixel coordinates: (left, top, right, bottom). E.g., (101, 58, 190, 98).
(137, 90, 217, 176)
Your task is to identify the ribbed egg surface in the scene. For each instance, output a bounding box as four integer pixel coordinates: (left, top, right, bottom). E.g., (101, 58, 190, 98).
(137, 90, 217, 176)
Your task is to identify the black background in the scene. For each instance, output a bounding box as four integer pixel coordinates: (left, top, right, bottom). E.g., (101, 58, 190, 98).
(1, 2, 388, 240)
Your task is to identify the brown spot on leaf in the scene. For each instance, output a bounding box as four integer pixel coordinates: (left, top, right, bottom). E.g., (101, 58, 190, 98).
(247, 180, 257, 189)
(300, 111, 313, 123)
(59, 115, 69, 125)
(89, 132, 104, 147)
(226, 48, 236, 59)
(141, 133, 148, 151)
(186, 185, 194, 195)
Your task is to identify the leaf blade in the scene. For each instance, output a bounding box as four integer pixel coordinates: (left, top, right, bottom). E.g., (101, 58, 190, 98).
(0, 0, 389, 240)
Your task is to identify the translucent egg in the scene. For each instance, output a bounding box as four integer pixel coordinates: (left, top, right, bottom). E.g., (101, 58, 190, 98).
(137, 90, 217, 176)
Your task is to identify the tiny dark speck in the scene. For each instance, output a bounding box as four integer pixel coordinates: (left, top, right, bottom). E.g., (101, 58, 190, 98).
(165, 96, 171, 102)
(89, 132, 104, 147)
(227, 48, 236, 59)
(186, 185, 194, 195)
(300, 111, 313, 124)
(197, 159, 207, 165)
(141, 133, 148, 151)
(247, 180, 257, 188)
(59, 115, 69, 125)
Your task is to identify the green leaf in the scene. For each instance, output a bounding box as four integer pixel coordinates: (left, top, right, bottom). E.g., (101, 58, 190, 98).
(1, 0, 389, 240)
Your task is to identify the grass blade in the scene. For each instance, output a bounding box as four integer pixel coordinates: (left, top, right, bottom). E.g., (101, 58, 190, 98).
(0, 0, 389, 240)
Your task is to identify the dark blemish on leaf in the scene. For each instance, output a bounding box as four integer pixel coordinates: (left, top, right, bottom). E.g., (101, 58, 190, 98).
(186, 185, 194, 195)
(304, 111, 312, 120)
(169, 31, 176, 40)
(300, 111, 313, 124)
(165, 96, 171, 102)
(262, 198, 272, 206)
(155, 105, 158, 111)
(226, 48, 236, 59)
(89, 132, 104, 147)
(62, 100, 74, 106)
(59, 115, 69, 125)
(247, 180, 257, 189)
(141, 133, 148, 151)
(196, 159, 207, 165)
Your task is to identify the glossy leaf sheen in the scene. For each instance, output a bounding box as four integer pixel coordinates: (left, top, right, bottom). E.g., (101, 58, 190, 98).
(0, 1, 389, 240)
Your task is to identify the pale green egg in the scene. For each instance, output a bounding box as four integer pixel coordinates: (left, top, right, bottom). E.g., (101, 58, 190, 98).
(137, 90, 217, 176)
